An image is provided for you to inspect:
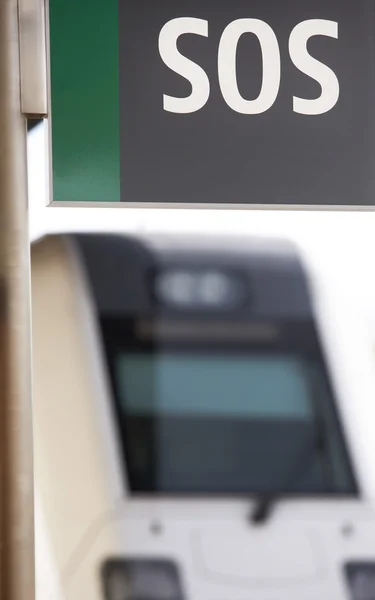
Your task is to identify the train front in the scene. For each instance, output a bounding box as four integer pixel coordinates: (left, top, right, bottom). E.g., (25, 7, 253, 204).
(32, 232, 375, 600)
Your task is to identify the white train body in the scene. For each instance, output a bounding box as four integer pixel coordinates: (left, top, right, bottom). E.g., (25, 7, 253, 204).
(32, 230, 375, 600)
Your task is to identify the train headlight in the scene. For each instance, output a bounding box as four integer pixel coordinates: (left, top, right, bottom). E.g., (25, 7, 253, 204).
(345, 562, 375, 600)
(102, 559, 184, 600)
(154, 269, 245, 309)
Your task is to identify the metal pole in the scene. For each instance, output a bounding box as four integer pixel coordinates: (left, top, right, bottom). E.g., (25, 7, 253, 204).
(0, 0, 35, 598)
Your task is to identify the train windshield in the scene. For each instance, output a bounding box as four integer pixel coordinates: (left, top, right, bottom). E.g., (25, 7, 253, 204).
(101, 318, 357, 496)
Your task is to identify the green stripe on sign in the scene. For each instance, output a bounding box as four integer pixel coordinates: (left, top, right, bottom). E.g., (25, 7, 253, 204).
(50, 0, 120, 202)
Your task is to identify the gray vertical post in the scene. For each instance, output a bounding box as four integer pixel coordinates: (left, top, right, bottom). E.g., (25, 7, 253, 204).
(0, 0, 35, 598)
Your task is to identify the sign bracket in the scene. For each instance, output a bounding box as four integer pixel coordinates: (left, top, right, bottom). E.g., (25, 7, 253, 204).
(18, 0, 48, 117)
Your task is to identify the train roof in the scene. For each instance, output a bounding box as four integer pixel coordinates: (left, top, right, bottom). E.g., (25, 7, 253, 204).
(55, 231, 314, 320)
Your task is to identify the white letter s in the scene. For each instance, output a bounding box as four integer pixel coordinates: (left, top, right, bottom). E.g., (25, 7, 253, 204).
(289, 19, 339, 115)
(158, 17, 210, 114)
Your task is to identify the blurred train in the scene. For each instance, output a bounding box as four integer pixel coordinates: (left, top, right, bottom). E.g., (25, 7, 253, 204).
(32, 230, 375, 600)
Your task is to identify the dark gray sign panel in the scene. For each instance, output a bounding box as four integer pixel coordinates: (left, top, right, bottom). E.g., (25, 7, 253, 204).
(118, 0, 375, 207)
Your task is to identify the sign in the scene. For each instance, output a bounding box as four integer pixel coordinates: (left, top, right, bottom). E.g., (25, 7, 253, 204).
(48, 0, 375, 207)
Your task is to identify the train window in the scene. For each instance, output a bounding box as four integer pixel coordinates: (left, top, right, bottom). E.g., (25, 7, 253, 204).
(101, 317, 357, 496)
(118, 354, 311, 419)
